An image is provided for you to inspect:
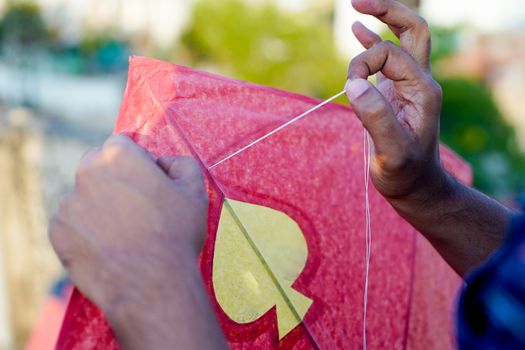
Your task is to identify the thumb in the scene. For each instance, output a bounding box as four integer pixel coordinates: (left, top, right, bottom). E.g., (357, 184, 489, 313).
(157, 156, 206, 192)
(345, 79, 408, 156)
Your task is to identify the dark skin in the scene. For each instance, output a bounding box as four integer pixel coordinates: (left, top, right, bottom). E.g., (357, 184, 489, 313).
(49, 0, 516, 348)
(345, 0, 514, 276)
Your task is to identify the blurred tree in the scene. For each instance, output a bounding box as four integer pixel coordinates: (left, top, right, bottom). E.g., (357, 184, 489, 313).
(77, 34, 130, 74)
(179, 0, 347, 100)
(430, 27, 525, 197)
(179, 0, 524, 197)
(439, 78, 525, 197)
(382, 24, 525, 196)
(429, 26, 460, 63)
(0, 2, 48, 106)
(0, 1, 47, 48)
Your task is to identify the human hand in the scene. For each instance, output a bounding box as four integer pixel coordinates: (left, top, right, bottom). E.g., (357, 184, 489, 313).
(345, 0, 516, 277)
(346, 0, 446, 203)
(49, 134, 209, 326)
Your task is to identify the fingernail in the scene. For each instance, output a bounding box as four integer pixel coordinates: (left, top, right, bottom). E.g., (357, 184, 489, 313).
(346, 79, 369, 100)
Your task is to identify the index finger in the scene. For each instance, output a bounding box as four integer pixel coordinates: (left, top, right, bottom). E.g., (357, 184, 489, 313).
(103, 134, 157, 162)
(348, 40, 424, 83)
(157, 156, 208, 198)
(351, 0, 431, 71)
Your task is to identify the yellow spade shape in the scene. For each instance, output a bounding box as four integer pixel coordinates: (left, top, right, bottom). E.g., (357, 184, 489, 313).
(212, 199, 313, 340)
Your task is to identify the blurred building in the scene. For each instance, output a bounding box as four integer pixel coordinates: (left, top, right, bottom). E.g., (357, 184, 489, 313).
(437, 31, 525, 151)
(420, 0, 525, 32)
(0, 109, 66, 349)
(334, 0, 525, 57)
(0, 0, 195, 49)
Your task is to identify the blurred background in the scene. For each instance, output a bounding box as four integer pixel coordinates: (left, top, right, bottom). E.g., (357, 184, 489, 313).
(0, 0, 523, 349)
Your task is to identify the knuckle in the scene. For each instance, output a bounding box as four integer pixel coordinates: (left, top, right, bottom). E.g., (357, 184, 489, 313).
(75, 162, 91, 184)
(103, 136, 134, 159)
(383, 152, 411, 175)
(105, 134, 131, 148)
(413, 16, 431, 41)
(57, 192, 73, 215)
(363, 99, 389, 120)
(377, 40, 402, 58)
(348, 53, 370, 78)
(182, 157, 201, 172)
(414, 15, 429, 29)
(80, 147, 100, 163)
(48, 216, 60, 241)
(48, 217, 83, 271)
(430, 79, 443, 98)
(48, 216, 67, 253)
(178, 157, 203, 180)
(107, 138, 130, 154)
(420, 78, 443, 106)
(111, 143, 129, 159)
(57, 198, 68, 215)
(383, 143, 417, 174)
(76, 148, 103, 185)
(103, 142, 132, 167)
(381, 40, 397, 50)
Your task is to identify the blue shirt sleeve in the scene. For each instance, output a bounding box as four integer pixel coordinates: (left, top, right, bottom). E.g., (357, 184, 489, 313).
(457, 210, 525, 349)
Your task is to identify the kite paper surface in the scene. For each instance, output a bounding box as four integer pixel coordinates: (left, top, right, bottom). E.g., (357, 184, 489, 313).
(56, 56, 470, 350)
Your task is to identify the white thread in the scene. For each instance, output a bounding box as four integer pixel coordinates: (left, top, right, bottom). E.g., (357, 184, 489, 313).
(208, 89, 347, 170)
(363, 130, 372, 350)
(204, 86, 374, 350)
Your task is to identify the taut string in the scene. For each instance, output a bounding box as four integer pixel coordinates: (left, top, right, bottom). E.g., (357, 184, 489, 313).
(363, 130, 372, 350)
(206, 86, 373, 350)
(207, 89, 347, 170)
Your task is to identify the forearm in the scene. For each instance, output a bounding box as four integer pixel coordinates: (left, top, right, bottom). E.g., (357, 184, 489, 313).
(390, 170, 516, 277)
(105, 261, 228, 350)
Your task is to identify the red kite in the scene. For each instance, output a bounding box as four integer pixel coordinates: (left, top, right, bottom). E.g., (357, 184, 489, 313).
(56, 57, 469, 350)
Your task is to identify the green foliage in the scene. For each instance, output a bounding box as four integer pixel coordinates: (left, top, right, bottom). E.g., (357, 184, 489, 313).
(380, 29, 400, 46)
(1, 1, 47, 46)
(48, 34, 130, 75)
(381, 23, 525, 196)
(430, 26, 460, 62)
(431, 27, 525, 197)
(77, 34, 130, 73)
(439, 78, 525, 196)
(179, 2, 524, 196)
(381, 25, 459, 62)
(180, 0, 347, 100)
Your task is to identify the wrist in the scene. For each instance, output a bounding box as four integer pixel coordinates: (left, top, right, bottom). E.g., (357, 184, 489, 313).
(387, 163, 456, 219)
(104, 260, 227, 350)
(102, 254, 202, 331)
(104, 261, 205, 350)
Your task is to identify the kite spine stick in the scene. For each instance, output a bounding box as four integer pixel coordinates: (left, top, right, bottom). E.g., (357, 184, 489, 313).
(208, 89, 348, 170)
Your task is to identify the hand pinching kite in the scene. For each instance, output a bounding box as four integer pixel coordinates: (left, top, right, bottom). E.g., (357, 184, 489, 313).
(56, 57, 470, 349)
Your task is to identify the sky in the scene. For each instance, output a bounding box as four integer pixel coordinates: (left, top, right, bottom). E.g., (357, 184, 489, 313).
(421, 0, 525, 31)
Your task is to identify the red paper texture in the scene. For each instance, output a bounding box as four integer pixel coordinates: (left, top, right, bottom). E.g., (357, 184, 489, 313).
(56, 57, 470, 350)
